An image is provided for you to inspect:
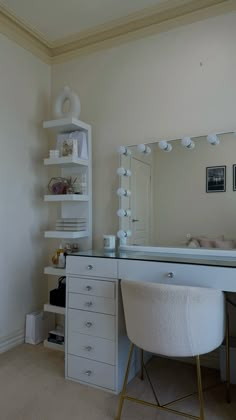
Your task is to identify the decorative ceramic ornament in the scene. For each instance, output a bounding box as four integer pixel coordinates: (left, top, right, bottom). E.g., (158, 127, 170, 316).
(53, 86, 81, 119)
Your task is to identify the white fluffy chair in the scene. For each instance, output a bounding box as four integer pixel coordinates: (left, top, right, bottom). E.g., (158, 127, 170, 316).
(116, 280, 230, 420)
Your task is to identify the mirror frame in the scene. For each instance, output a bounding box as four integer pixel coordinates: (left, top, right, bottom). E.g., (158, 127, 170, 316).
(118, 129, 236, 258)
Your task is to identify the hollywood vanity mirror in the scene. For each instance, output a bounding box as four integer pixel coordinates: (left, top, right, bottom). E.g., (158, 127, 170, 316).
(117, 131, 236, 256)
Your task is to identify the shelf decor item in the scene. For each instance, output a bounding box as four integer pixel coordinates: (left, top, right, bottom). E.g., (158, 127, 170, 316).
(53, 86, 81, 119)
(56, 131, 88, 159)
(48, 177, 77, 195)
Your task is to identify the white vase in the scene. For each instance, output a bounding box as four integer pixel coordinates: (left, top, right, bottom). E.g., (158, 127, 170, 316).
(53, 86, 81, 119)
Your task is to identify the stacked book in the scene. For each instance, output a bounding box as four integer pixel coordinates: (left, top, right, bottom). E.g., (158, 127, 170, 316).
(56, 218, 87, 231)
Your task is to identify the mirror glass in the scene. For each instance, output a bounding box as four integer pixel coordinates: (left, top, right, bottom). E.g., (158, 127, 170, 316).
(118, 132, 236, 250)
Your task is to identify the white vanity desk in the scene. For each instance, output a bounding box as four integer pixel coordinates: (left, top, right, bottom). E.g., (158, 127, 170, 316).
(65, 250, 236, 393)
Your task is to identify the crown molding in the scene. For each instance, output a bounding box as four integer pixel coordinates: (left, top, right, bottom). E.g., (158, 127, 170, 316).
(0, 4, 52, 63)
(0, 0, 236, 64)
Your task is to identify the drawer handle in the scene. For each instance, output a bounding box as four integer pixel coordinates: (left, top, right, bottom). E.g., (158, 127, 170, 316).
(84, 370, 93, 377)
(85, 346, 93, 352)
(85, 285, 92, 291)
(87, 265, 93, 270)
(85, 321, 93, 328)
(85, 301, 93, 307)
(167, 272, 174, 278)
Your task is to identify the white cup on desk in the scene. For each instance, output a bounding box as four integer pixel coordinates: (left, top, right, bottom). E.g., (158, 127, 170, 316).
(103, 235, 116, 250)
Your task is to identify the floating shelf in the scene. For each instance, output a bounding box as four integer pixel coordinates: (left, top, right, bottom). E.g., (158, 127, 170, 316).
(43, 117, 90, 133)
(44, 266, 66, 276)
(44, 194, 89, 202)
(44, 339, 65, 352)
(44, 230, 89, 239)
(44, 303, 65, 315)
(44, 156, 88, 166)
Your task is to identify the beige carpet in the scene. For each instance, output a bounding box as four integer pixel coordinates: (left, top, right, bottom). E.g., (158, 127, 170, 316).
(0, 344, 235, 420)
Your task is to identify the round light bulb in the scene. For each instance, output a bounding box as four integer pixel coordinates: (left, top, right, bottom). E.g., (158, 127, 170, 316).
(117, 230, 132, 239)
(117, 167, 131, 176)
(158, 140, 172, 152)
(181, 137, 195, 149)
(207, 134, 220, 145)
(117, 146, 131, 156)
(137, 144, 151, 154)
(116, 188, 131, 197)
(117, 209, 131, 217)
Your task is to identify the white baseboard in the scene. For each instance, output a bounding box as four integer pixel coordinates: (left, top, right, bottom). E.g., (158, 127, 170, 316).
(0, 329, 25, 354)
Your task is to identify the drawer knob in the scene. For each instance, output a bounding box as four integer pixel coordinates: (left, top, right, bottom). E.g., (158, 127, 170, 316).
(87, 265, 93, 270)
(84, 370, 93, 376)
(85, 346, 93, 352)
(167, 272, 174, 278)
(85, 285, 92, 291)
(85, 321, 93, 328)
(85, 301, 93, 307)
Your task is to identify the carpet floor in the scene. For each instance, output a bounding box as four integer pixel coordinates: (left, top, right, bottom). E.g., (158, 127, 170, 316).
(0, 344, 235, 420)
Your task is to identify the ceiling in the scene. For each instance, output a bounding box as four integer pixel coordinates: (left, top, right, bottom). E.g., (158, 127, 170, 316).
(0, 0, 234, 63)
(0, 0, 168, 41)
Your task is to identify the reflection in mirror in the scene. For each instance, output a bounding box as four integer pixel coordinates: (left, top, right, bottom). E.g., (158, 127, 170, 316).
(117, 132, 236, 250)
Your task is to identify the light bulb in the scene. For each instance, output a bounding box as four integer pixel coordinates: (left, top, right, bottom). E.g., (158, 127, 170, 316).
(158, 140, 172, 152)
(137, 144, 151, 154)
(117, 146, 131, 156)
(207, 134, 220, 145)
(117, 167, 131, 176)
(181, 137, 195, 149)
(117, 209, 131, 217)
(117, 230, 132, 239)
(116, 188, 131, 197)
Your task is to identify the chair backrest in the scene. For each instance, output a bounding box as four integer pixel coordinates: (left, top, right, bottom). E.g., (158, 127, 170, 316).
(121, 280, 225, 357)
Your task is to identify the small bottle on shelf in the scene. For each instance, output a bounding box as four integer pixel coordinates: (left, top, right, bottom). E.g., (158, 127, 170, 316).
(80, 172, 87, 195)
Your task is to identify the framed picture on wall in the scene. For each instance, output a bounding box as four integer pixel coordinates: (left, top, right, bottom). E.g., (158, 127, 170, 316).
(206, 166, 226, 193)
(233, 165, 236, 191)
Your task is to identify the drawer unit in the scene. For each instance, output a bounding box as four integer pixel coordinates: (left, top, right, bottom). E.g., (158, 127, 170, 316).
(68, 293, 116, 315)
(68, 355, 115, 390)
(68, 276, 115, 298)
(68, 308, 116, 340)
(68, 332, 116, 365)
(67, 256, 118, 278)
(119, 260, 236, 292)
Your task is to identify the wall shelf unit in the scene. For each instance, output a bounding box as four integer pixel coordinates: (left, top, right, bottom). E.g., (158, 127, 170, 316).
(44, 156, 89, 166)
(44, 303, 65, 315)
(44, 194, 89, 202)
(43, 117, 92, 352)
(44, 266, 66, 276)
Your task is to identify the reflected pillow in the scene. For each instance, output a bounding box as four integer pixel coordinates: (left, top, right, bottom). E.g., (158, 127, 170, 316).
(188, 239, 200, 248)
(214, 239, 235, 249)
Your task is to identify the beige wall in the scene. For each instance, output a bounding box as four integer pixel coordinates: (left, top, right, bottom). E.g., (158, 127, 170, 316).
(154, 134, 236, 246)
(0, 34, 51, 350)
(52, 11, 236, 249)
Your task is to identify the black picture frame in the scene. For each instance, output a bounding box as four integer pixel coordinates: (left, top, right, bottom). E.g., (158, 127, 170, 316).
(206, 166, 226, 193)
(233, 165, 236, 191)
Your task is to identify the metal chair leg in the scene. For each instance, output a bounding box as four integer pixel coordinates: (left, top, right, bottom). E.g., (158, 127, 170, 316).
(116, 343, 134, 420)
(140, 349, 144, 380)
(196, 356, 204, 420)
(226, 309, 231, 403)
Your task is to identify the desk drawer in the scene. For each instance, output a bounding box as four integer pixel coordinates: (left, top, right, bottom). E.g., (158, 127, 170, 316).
(68, 277, 115, 298)
(119, 260, 236, 292)
(67, 256, 118, 278)
(68, 293, 116, 315)
(68, 333, 116, 365)
(68, 355, 115, 390)
(68, 309, 116, 340)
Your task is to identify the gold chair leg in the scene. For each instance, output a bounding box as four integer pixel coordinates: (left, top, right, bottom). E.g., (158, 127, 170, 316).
(196, 356, 204, 420)
(116, 343, 134, 420)
(140, 349, 144, 380)
(226, 309, 231, 403)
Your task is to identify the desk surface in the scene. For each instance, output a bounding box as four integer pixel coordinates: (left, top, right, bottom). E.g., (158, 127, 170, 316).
(68, 249, 236, 268)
